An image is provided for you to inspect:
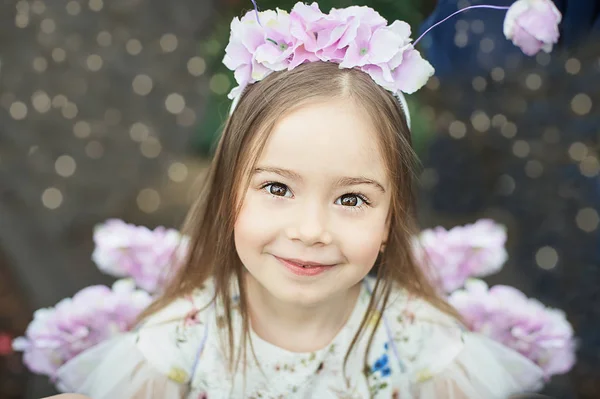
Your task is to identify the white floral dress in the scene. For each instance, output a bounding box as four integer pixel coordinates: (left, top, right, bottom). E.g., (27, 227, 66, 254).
(56, 277, 544, 398)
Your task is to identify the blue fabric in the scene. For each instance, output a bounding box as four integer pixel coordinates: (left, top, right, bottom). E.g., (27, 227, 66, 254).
(417, 4, 600, 398)
(418, 0, 600, 77)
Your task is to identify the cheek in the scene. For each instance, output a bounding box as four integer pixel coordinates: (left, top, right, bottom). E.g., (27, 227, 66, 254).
(338, 215, 387, 268)
(234, 191, 276, 257)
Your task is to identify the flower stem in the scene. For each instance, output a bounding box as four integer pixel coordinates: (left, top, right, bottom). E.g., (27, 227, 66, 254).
(251, 0, 262, 26)
(413, 5, 510, 47)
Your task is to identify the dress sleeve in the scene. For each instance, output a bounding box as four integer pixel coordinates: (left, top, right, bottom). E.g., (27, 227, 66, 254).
(410, 332, 545, 399)
(55, 333, 189, 399)
(395, 298, 545, 399)
(55, 295, 210, 399)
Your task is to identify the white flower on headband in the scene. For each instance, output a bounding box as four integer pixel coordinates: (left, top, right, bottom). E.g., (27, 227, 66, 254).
(223, 2, 435, 100)
(503, 0, 562, 56)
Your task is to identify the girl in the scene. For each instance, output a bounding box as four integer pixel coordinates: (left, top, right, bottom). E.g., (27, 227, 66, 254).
(53, 3, 551, 398)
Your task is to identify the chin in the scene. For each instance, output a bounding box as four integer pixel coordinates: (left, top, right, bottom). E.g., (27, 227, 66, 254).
(275, 284, 339, 308)
(251, 272, 331, 305)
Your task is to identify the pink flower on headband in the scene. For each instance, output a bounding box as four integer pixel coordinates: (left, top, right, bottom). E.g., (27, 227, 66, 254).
(503, 0, 562, 56)
(223, 10, 280, 99)
(223, 2, 434, 100)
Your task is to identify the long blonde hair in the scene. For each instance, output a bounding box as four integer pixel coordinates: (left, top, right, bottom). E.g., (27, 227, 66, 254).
(138, 61, 459, 376)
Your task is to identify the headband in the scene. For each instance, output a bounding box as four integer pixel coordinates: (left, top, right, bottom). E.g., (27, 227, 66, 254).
(224, 0, 562, 127)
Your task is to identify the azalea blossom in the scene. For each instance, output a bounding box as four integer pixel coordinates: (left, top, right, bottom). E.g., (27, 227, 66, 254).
(413, 219, 508, 293)
(450, 279, 576, 379)
(12, 279, 151, 379)
(92, 219, 189, 293)
(223, 2, 434, 99)
(503, 0, 562, 56)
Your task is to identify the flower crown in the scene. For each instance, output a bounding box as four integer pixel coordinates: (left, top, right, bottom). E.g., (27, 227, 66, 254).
(223, 0, 562, 114)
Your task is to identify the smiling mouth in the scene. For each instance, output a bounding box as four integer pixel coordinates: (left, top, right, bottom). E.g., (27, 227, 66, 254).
(277, 257, 334, 268)
(273, 255, 337, 276)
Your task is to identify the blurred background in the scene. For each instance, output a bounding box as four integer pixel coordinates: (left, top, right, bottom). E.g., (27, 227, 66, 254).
(0, 0, 598, 398)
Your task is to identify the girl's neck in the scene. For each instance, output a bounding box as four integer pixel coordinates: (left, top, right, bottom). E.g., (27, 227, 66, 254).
(244, 276, 362, 353)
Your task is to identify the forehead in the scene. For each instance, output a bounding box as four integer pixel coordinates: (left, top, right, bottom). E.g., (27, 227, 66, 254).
(257, 98, 387, 181)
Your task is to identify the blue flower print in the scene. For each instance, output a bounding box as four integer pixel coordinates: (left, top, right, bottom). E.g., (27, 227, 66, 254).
(372, 354, 388, 372)
(371, 342, 392, 378)
(371, 353, 391, 377)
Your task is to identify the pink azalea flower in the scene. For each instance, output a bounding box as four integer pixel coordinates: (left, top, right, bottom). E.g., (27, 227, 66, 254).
(92, 219, 189, 293)
(503, 0, 562, 56)
(288, 3, 324, 68)
(223, 2, 434, 99)
(223, 10, 274, 99)
(253, 10, 295, 72)
(414, 219, 508, 293)
(12, 279, 151, 380)
(362, 45, 434, 95)
(316, 5, 387, 62)
(449, 279, 576, 379)
(340, 20, 409, 68)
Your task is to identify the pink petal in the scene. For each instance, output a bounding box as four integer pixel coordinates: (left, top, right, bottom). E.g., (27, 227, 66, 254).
(239, 22, 265, 52)
(233, 64, 251, 85)
(290, 17, 317, 51)
(391, 48, 434, 94)
(333, 6, 387, 29)
(517, 9, 560, 44)
(503, 0, 562, 56)
(289, 45, 319, 69)
(316, 23, 351, 51)
(334, 18, 360, 49)
(511, 25, 544, 56)
(223, 42, 251, 70)
(387, 48, 405, 70)
(339, 41, 367, 68)
(255, 42, 284, 65)
(361, 64, 394, 93)
(290, 2, 323, 24)
(250, 60, 271, 82)
(387, 20, 412, 40)
(368, 23, 410, 64)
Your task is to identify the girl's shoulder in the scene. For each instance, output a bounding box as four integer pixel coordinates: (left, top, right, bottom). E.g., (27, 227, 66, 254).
(133, 279, 215, 383)
(372, 280, 466, 376)
(55, 281, 216, 393)
(378, 281, 544, 390)
(141, 279, 215, 329)
(364, 277, 461, 333)
(387, 286, 460, 332)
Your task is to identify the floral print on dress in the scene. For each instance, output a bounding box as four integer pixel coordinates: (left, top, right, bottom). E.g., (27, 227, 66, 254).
(167, 366, 189, 384)
(86, 277, 545, 398)
(364, 342, 393, 397)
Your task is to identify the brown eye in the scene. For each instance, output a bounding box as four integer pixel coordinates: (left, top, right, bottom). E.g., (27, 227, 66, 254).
(339, 194, 359, 206)
(266, 183, 290, 197)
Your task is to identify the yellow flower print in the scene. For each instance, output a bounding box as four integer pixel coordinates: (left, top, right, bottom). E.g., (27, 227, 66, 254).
(367, 309, 382, 330)
(415, 368, 433, 383)
(167, 366, 189, 384)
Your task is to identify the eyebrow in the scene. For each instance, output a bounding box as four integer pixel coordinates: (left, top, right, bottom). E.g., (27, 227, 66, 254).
(254, 166, 386, 193)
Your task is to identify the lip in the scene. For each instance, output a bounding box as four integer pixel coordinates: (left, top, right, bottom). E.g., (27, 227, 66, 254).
(274, 256, 335, 277)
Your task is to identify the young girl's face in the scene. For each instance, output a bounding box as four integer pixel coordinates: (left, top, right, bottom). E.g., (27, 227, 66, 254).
(234, 97, 392, 307)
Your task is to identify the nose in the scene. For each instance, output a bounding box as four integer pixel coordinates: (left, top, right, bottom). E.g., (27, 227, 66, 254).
(285, 202, 332, 246)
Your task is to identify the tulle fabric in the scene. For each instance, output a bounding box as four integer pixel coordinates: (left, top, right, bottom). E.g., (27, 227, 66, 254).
(53, 277, 546, 399)
(54, 331, 543, 399)
(412, 332, 544, 399)
(55, 333, 189, 399)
